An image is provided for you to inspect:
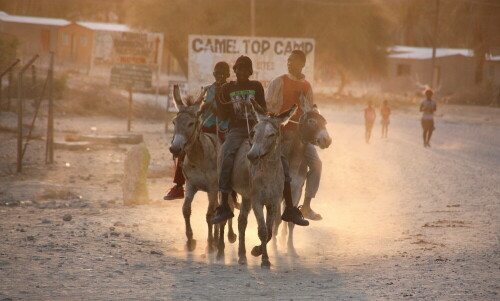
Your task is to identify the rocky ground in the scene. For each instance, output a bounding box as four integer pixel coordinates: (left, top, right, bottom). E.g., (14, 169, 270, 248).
(0, 103, 499, 300)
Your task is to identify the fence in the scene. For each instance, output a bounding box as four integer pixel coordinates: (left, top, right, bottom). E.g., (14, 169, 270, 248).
(0, 53, 55, 173)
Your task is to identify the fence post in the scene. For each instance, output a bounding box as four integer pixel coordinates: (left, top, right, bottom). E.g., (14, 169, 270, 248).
(7, 69, 13, 110)
(16, 54, 39, 173)
(46, 52, 54, 164)
(17, 70, 23, 172)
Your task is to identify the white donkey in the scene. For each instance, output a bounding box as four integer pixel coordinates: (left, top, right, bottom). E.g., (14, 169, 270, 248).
(229, 102, 297, 268)
(169, 85, 236, 253)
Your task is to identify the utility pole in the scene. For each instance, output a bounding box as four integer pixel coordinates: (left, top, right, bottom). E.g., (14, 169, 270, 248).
(430, 0, 440, 89)
(250, 0, 256, 36)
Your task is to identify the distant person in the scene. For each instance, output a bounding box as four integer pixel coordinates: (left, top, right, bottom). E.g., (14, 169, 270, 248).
(164, 61, 230, 200)
(380, 100, 391, 138)
(364, 100, 376, 144)
(420, 89, 437, 148)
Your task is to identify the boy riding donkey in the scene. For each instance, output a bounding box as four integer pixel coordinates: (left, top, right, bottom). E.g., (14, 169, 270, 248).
(211, 55, 308, 227)
(266, 50, 324, 221)
(164, 62, 230, 200)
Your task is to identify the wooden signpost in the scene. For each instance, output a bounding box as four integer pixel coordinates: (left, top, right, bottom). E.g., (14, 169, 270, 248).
(110, 63, 152, 131)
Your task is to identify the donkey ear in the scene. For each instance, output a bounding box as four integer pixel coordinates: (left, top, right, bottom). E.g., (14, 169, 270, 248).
(194, 87, 208, 106)
(278, 104, 298, 125)
(299, 92, 312, 112)
(250, 99, 268, 121)
(311, 104, 320, 114)
(173, 84, 184, 109)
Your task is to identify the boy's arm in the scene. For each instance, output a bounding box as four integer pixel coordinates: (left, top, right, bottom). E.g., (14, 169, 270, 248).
(215, 85, 230, 121)
(265, 77, 283, 114)
(256, 82, 267, 111)
(305, 84, 314, 107)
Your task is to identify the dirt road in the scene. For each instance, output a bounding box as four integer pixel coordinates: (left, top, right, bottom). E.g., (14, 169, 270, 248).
(0, 104, 499, 300)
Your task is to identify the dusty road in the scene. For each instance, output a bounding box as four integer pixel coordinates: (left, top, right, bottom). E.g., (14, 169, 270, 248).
(0, 104, 499, 300)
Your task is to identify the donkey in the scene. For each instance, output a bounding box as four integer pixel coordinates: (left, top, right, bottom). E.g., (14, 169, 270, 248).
(228, 102, 297, 268)
(169, 85, 236, 252)
(274, 95, 332, 256)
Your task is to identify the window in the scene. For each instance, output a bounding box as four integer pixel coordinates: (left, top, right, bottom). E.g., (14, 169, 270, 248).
(62, 34, 69, 46)
(396, 64, 411, 76)
(80, 35, 87, 47)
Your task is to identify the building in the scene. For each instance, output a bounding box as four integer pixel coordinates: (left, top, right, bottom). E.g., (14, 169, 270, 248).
(0, 11, 184, 79)
(382, 46, 500, 95)
(0, 11, 69, 68)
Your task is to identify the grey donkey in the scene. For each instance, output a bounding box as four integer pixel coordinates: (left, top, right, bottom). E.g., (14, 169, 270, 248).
(229, 101, 298, 268)
(274, 94, 332, 256)
(169, 85, 237, 253)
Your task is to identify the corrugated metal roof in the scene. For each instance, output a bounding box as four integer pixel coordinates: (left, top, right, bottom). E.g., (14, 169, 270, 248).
(0, 12, 70, 26)
(76, 22, 131, 32)
(389, 46, 473, 60)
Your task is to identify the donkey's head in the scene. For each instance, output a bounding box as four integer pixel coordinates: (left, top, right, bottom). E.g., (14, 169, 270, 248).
(298, 93, 332, 149)
(246, 102, 297, 163)
(169, 85, 207, 157)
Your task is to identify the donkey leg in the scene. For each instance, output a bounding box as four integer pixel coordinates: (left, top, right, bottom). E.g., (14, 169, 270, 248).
(227, 193, 237, 243)
(272, 200, 282, 248)
(183, 184, 197, 252)
(287, 222, 299, 257)
(206, 191, 218, 253)
(238, 197, 251, 265)
(253, 202, 270, 269)
(217, 220, 226, 260)
(263, 203, 276, 269)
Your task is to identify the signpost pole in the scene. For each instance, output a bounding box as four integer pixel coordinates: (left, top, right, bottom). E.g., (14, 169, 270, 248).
(127, 85, 133, 132)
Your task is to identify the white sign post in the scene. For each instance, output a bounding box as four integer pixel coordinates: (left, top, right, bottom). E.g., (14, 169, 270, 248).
(188, 35, 315, 95)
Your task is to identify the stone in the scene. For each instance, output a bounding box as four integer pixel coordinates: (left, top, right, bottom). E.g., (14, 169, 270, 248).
(122, 143, 150, 206)
(54, 141, 93, 150)
(62, 214, 72, 222)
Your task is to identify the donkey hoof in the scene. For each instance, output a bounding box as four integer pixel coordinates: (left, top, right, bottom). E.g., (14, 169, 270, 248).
(251, 245, 262, 257)
(288, 248, 300, 258)
(238, 256, 247, 265)
(206, 245, 215, 253)
(228, 232, 237, 244)
(216, 250, 225, 261)
(261, 260, 271, 269)
(185, 239, 197, 252)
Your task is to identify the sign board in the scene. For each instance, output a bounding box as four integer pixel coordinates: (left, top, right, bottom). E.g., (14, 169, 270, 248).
(94, 32, 162, 67)
(188, 35, 315, 95)
(110, 64, 152, 90)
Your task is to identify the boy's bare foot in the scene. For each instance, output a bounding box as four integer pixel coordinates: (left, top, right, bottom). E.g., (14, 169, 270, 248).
(299, 205, 323, 221)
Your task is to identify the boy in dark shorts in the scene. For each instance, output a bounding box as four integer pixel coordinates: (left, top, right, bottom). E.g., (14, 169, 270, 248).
(364, 100, 376, 144)
(420, 89, 437, 148)
(380, 100, 391, 138)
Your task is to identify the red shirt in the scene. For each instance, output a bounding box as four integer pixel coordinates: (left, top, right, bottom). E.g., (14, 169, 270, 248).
(280, 74, 312, 131)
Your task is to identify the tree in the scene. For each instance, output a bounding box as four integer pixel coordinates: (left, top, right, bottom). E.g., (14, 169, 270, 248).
(126, 0, 393, 91)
